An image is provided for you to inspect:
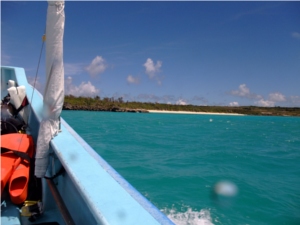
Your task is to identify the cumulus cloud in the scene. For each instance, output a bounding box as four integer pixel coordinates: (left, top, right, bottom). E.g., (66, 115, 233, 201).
(229, 84, 291, 107)
(85, 56, 107, 77)
(291, 32, 300, 39)
(65, 76, 99, 97)
(143, 58, 162, 78)
(143, 58, 163, 85)
(255, 92, 287, 107)
(255, 99, 275, 107)
(127, 75, 140, 84)
(269, 92, 286, 102)
(251, 92, 286, 107)
(229, 101, 239, 106)
(230, 84, 261, 99)
(256, 94, 300, 107)
(238, 84, 250, 96)
(230, 84, 250, 97)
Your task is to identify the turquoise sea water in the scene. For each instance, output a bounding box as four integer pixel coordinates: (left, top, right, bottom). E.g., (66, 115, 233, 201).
(61, 111, 300, 225)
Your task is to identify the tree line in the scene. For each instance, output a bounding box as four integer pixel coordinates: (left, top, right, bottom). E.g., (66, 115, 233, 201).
(63, 95, 300, 116)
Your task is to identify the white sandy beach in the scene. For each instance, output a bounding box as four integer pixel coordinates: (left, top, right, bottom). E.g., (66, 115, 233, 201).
(148, 110, 244, 116)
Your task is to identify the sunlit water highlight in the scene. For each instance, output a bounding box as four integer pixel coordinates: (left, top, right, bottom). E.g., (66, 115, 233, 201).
(62, 111, 300, 225)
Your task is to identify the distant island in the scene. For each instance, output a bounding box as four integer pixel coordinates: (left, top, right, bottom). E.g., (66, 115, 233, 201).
(63, 95, 300, 117)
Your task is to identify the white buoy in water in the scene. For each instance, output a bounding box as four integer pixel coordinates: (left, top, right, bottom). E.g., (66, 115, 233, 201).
(211, 180, 238, 207)
(214, 180, 238, 197)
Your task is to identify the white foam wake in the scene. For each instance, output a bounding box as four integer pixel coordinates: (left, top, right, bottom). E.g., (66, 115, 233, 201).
(165, 208, 214, 225)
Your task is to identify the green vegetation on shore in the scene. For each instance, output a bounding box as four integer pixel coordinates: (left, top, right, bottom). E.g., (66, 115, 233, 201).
(63, 95, 300, 116)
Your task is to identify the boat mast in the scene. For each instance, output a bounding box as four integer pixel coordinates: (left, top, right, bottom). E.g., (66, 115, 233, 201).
(35, 1, 65, 178)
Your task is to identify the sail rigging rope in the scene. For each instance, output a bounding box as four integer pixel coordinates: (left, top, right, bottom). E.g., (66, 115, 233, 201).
(27, 32, 46, 127)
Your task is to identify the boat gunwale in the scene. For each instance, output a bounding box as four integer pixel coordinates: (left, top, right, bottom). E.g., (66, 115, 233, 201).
(57, 118, 174, 224)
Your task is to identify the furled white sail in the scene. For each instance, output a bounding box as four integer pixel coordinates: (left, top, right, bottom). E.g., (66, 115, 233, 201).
(35, 1, 65, 178)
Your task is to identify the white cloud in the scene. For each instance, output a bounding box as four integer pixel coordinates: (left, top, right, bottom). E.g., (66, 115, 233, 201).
(229, 101, 239, 106)
(253, 92, 286, 107)
(143, 58, 162, 79)
(269, 92, 286, 102)
(291, 32, 300, 39)
(255, 99, 275, 107)
(176, 99, 187, 105)
(127, 75, 140, 84)
(231, 84, 250, 97)
(65, 76, 99, 97)
(229, 84, 289, 107)
(85, 56, 107, 77)
(230, 84, 261, 99)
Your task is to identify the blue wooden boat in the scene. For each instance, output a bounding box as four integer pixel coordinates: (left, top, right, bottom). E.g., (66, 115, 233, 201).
(1, 1, 174, 225)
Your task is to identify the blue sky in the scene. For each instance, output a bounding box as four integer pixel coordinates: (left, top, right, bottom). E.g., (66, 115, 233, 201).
(1, 1, 300, 107)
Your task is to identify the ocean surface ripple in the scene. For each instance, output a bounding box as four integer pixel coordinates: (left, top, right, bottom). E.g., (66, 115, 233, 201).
(62, 111, 300, 225)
